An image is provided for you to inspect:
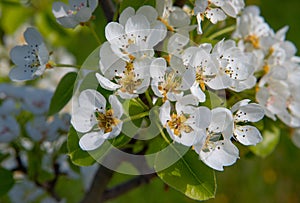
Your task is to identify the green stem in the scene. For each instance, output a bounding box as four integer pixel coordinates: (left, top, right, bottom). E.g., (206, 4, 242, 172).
(122, 111, 149, 123)
(207, 25, 236, 40)
(88, 23, 102, 45)
(54, 63, 81, 69)
(145, 90, 153, 108)
(135, 97, 150, 110)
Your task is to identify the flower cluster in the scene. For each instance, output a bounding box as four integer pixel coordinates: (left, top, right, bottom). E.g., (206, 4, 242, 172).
(70, 3, 270, 171)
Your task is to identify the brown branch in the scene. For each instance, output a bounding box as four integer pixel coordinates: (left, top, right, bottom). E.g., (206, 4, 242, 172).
(99, 0, 116, 22)
(101, 173, 157, 202)
(80, 165, 114, 203)
(174, 0, 187, 7)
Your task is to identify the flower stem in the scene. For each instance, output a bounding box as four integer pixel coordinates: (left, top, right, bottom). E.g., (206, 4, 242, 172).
(207, 25, 236, 40)
(145, 90, 153, 108)
(135, 97, 150, 110)
(122, 111, 149, 123)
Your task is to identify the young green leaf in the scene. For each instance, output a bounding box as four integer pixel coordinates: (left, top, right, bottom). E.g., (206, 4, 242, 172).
(156, 150, 216, 201)
(0, 168, 14, 197)
(48, 72, 77, 116)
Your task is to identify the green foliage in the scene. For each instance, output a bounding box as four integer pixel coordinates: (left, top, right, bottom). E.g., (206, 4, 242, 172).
(156, 150, 216, 201)
(250, 119, 281, 158)
(0, 168, 14, 197)
(48, 72, 77, 116)
(119, 0, 156, 12)
(54, 176, 84, 203)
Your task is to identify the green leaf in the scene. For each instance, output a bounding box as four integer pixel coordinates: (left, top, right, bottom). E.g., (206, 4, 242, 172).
(119, 0, 155, 12)
(202, 90, 226, 109)
(250, 123, 280, 158)
(67, 126, 96, 166)
(156, 150, 216, 201)
(48, 72, 77, 116)
(54, 176, 84, 203)
(0, 168, 14, 197)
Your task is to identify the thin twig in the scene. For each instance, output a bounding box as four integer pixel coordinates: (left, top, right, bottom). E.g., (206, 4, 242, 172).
(101, 173, 157, 202)
(99, 0, 116, 22)
(80, 165, 114, 203)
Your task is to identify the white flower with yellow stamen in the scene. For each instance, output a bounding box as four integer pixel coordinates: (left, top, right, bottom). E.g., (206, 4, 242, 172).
(156, 0, 196, 36)
(71, 89, 123, 151)
(96, 57, 151, 99)
(105, 6, 167, 61)
(194, 0, 245, 34)
(9, 27, 49, 82)
(232, 6, 273, 50)
(159, 95, 211, 146)
(212, 39, 256, 91)
(150, 57, 194, 102)
(193, 107, 239, 171)
(182, 44, 219, 102)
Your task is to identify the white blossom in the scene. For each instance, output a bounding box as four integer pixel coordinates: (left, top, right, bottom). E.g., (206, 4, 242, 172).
(194, 0, 245, 34)
(193, 107, 239, 171)
(160, 95, 210, 146)
(9, 27, 49, 81)
(71, 89, 123, 151)
(150, 57, 193, 102)
(52, 0, 98, 28)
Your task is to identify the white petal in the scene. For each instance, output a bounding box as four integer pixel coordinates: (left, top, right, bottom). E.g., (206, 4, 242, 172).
(150, 58, 167, 79)
(52, 2, 69, 17)
(200, 140, 239, 171)
(79, 88, 106, 111)
(147, 21, 167, 47)
(79, 131, 106, 151)
(105, 22, 125, 42)
(109, 95, 123, 118)
(231, 99, 250, 113)
(169, 7, 190, 27)
(195, 106, 212, 129)
(74, 7, 92, 22)
(206, 8, 226, 24)
(99, 42, 126, 78)
(119, 7, 135, 26)
(159, 100, 171, 125)
(10, 45, 30, 65)
(71, 107, 96, 133)
(88, 0, 99, 11)
(24, 27, 43, 45)
(190, 83, 206, 102)
(136, 5, 158, 24)
(292, 128, 300, 148)
(125, 15, 150, 34)
(168, 33, 190, 56)
(209, 107, 233, 133)
(9, 66, 35, 82)
(56, 16, 79, 28)
(95, 73, 121, 91)
(234, 125, 262, 146)
(234, 103, 265, 123)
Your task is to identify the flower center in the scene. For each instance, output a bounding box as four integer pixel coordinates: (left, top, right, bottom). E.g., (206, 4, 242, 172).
(95, 109, 120, 133)
(245, 35, 260, 49)
(167, 113, 193, 136)
(158, 71, 181, 101)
